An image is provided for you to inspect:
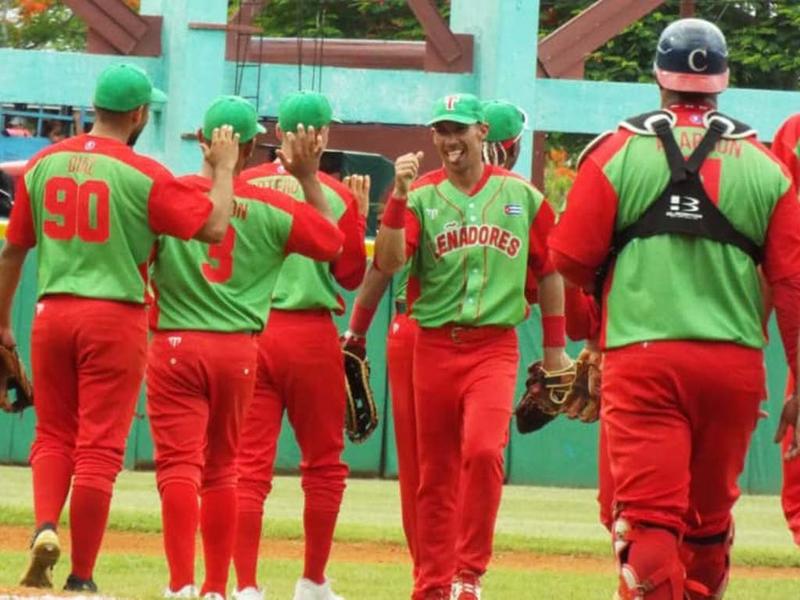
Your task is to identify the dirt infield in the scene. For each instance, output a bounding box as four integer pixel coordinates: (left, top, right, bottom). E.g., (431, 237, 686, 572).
(0, 524, 796, 592)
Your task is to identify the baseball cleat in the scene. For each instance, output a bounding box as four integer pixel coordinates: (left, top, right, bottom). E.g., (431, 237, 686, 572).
(19, 524, 60, 588)
(232, 586, 265, 600)
(451, 570, 481, 600)
(292, 577, 344, 600)
(164, 584, 199, 598)
(64, 573, 99, 593)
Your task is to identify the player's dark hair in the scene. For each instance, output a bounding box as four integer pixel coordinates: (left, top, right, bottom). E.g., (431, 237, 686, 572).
(93, 106, 142, 124)
(661, 90, 718, 107)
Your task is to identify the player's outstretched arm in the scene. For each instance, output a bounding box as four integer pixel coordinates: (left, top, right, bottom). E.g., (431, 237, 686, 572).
(538, 271, 572, 372)
(375, 151, 422, 274)
(278, 125, 336, 224)
(344, 263, 394, 342)
(0, 242, 29, 348)
(196, 125, 239, 243)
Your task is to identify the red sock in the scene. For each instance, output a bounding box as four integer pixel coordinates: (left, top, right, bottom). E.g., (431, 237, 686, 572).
(161, 482, 199, 591)
(200, 487, 237, 595)
(625, 528, 683, 600)
(233, 510, 262, 590)
(303, 508, 338, 584)
(32, 455, 73, 527)
(69, 485, 111, 580)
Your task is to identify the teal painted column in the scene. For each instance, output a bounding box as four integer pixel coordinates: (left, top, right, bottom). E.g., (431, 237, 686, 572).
(141, 0, 228, 173)
(450, 0, 540, 179)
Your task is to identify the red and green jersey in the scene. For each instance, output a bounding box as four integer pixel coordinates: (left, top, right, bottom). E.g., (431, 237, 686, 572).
(150, 175, 344, 332)
(773, 114, 800, 187)
(6, 135, 212, 303)
(401, 165, 555, 328)
(551, 104, 800, 350)
(241, 162, 366, 314)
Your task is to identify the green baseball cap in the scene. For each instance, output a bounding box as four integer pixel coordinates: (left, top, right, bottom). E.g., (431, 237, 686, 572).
(484, 100, 527, 143)
(278, 91, 338, 134)
(426, 93, 486, 126)
(93, 63, 167, 112)
(202, 95, 266, 143)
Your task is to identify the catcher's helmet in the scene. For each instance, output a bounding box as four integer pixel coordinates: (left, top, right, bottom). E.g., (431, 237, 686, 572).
(654, 18, 729, 94)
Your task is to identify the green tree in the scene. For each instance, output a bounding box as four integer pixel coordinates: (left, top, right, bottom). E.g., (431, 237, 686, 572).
(230, 0, 449, 41)
(540, 0, 800, 91)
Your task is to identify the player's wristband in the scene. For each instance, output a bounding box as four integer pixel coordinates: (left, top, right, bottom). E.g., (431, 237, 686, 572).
(542, 315, 566, 348)
(381, 195, 408, 229)
(349, 302, 377, 338)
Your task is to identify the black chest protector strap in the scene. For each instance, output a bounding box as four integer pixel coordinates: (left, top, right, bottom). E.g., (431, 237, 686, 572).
(594, 117, 762, 300)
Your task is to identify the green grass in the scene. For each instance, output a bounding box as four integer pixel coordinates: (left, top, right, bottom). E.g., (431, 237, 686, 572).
(1, 466, 800, 598)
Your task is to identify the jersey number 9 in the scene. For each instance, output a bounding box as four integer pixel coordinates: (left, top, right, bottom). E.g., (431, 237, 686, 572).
(43, 177, 110, 243)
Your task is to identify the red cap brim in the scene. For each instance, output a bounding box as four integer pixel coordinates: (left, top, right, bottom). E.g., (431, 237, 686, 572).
(655, 68, 729, 94)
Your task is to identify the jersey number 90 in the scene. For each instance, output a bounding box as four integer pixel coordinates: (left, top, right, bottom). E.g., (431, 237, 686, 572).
(43, 177, 110, 243)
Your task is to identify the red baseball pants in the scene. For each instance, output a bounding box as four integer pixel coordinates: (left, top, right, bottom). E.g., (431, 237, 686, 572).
(386, 313, 420, 577)
(603, 341, 763, 598)
(412, 326, 518, 599)
(147, 331, 257, 595)
(234, 309, 349, 588)
(29, 295, 147, 580)
(780, 374, 800, 544)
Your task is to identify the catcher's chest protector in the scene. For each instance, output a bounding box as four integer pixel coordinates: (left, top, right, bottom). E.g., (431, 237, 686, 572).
(597, 111, 762, 296)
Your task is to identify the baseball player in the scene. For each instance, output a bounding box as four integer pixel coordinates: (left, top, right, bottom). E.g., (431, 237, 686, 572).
(768, 113, 800, 546)
(147, 95, 344, 600)
(232, 91, 367, 600)
(0, 63, 240, 593)
(550, 18, 800, 599)
(374, 93, 569, 600)
(343, 99, 528, 593)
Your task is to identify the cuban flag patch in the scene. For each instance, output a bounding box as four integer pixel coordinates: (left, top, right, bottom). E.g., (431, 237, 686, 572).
(504, 203, 522, 216)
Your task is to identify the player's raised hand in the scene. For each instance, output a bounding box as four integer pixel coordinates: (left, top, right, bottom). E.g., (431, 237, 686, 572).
(393, 151, 423, 197)
(202, 125, 240, 172)
(278, 124, 324, 181)
(344, 174, 371, 218)
(774, 393, 800, 460)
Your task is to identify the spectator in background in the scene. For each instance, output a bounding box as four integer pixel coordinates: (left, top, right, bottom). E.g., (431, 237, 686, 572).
(3, 117, 32, 137)
(42, 120, 66, 144)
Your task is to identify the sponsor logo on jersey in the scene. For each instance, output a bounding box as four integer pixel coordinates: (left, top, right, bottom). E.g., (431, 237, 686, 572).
(84, 140, 96, 151)
(168, 336, 182, 348)
(425, 208, 439, 219)
(666, 194, 703, 220)
(503, 203, 522, 216)
(35, 302, 44, 316)
(434, 224, 522, 259)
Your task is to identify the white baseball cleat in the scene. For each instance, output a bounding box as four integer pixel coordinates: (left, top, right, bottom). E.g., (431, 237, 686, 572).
(163, 584, 199, 598)
(232, 586, 265, 600)
(451, 570, 481, 600)
(293, 577, 344, 600)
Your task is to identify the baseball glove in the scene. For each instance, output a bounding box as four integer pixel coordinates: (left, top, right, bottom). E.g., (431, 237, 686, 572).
(562, 347, 602, 423)
(515, 360, 577, 434)
(342, 338, 379, 444)
(0, 346, 33, 413)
